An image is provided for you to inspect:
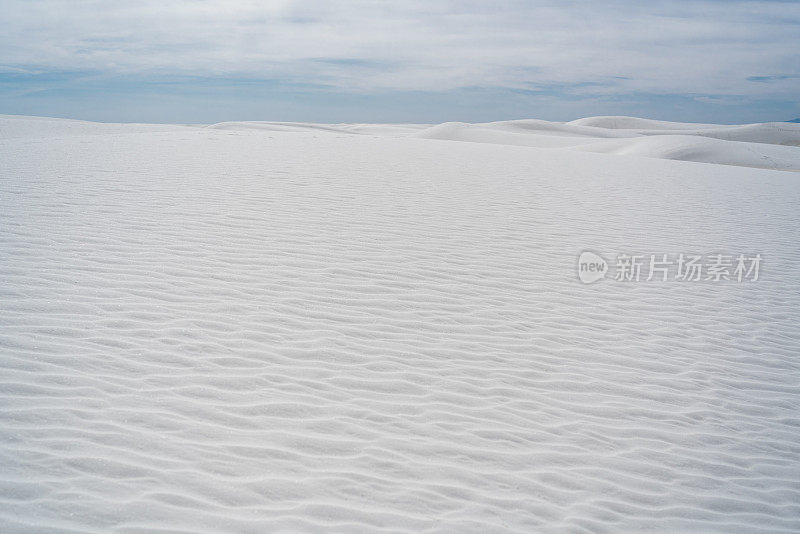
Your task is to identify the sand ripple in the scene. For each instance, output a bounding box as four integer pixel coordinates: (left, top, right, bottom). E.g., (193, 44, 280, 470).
(1, 118, 799, 532)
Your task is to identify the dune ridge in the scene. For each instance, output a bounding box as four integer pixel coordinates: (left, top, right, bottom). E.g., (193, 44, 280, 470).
(199, 115, 800, 171)
(411, 118, 800, 170)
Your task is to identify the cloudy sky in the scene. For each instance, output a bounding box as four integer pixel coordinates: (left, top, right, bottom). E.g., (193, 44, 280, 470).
(1, 0, 798, 123)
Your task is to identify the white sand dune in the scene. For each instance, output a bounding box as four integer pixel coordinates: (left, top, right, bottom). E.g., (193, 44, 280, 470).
(412, 121, 617, 148)
(205, 116, 800, 170)
(410, 117, 800, 170)
(207, 121, 428, 137)
(569, 117, 800, 146)
(571, 135, 800, 171)
(567, 116, 728, 130)
(0, 114, 194, 140)
(1, 115, 799, 533)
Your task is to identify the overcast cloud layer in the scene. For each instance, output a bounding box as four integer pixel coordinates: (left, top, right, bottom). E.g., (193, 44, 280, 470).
(1, 0, 799, 122)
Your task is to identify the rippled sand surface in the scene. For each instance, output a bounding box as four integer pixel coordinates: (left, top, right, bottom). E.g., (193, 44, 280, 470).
(1, 116, 799, 533)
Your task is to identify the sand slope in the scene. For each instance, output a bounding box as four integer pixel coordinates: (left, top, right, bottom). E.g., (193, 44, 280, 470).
(1, 116, 799, 533)
(413, 117, 800, 171)
(572, 135, 800, 171)
(203, 116, 800, 170)
(0, 114, 195, 140)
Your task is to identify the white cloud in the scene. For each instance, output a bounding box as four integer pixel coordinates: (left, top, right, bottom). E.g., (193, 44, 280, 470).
(1, 0, 798, 98)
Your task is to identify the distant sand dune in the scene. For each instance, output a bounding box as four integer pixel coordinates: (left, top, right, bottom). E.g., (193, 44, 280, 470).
(201, 116, 800, 171)
(566, 116, 725, 130)
(413, 117, 800, 171)
(571, 135, 800, 171)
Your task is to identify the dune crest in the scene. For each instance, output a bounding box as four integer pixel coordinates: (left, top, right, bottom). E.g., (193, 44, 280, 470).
(198, 115, 800, 171)
(412, 117, 800, 171)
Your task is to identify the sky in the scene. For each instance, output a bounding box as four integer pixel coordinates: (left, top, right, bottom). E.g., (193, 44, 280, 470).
(1, 0, 799, 124)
